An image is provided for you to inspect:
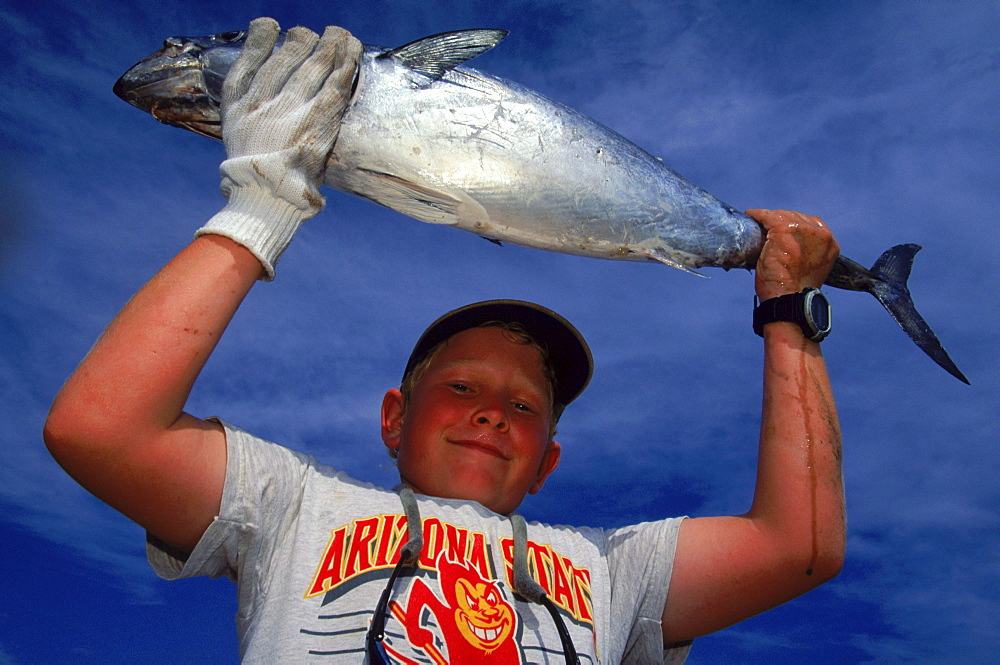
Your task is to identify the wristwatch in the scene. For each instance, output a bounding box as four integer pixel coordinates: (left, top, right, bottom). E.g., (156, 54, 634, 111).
(753, 287, 832, 342)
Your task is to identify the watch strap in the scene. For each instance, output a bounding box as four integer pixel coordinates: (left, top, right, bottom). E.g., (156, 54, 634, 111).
(753, 288, 831, 341)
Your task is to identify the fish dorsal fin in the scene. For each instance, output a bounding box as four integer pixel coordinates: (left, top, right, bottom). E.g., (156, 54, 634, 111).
(379, 29, 508, 80)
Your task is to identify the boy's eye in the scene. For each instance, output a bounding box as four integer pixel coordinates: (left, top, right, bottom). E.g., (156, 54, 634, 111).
(449, 383, 470, 392)
(512, 402, 534, 413)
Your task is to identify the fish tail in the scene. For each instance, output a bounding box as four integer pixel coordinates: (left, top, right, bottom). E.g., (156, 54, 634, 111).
(826, 246, 969, 383)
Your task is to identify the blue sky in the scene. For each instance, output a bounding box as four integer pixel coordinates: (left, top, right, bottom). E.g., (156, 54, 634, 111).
(1, 0, 997, 662)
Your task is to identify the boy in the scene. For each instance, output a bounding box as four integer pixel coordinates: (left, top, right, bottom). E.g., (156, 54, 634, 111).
(45, 18, 844, 663)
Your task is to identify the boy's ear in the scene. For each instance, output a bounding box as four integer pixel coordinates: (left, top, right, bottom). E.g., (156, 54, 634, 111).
(529, 440, 561, 495)
(381, 389, 405, 454)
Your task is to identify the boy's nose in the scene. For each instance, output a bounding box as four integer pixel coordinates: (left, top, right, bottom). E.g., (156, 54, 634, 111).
(473, 405, 509, 431)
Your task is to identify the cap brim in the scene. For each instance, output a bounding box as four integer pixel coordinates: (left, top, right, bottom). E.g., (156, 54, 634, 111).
(403, 300, 593, 406)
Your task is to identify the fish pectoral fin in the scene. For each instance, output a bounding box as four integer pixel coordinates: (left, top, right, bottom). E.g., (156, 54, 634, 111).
(643, 247, 707, 277)
(379, 29, 508, 81)
(355, 168, 463, 226)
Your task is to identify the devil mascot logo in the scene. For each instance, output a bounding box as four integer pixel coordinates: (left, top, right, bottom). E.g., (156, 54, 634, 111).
(387, 552, 523, 664)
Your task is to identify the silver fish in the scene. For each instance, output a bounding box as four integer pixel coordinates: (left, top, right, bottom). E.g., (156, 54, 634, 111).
(114, 28, 967, 383)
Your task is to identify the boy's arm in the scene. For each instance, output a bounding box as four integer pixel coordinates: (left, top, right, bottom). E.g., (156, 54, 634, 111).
(43, 19, 361, 556)
(661, 209, 846, 643)
(44, 236, 262, 554)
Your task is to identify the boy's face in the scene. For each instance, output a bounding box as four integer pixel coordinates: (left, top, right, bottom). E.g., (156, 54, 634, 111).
(381, 326, 561, 515)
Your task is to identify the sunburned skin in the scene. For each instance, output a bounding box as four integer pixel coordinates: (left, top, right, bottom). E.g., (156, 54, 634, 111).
(381, 326, 561, 515)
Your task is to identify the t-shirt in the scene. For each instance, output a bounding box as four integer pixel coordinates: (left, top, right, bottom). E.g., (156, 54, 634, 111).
(148, 420, 692, 664)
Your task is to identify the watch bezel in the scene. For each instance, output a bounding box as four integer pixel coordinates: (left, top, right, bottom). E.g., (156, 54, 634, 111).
(801, 288, 832, 342)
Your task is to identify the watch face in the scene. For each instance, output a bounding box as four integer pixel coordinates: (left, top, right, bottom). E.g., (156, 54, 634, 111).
(806, 291, 831, 334)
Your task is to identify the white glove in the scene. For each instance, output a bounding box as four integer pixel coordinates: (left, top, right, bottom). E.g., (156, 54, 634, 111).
(196, 17, 361, 280)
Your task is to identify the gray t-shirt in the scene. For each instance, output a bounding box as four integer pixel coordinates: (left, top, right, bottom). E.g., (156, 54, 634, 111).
(148, 421, 692, 663)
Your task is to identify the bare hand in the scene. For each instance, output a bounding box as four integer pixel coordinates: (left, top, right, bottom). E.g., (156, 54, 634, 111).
(746, 209, 840, 301)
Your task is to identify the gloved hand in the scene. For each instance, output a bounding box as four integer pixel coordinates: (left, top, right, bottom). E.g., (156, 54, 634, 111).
(196, 17, 362, 279)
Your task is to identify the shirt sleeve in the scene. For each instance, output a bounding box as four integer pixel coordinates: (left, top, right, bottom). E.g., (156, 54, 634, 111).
(606, 516, 692, 664)
(146, 419, 314, 587)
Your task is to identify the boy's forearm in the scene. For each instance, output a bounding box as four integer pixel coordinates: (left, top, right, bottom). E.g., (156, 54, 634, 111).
(46, 236, 262, 448)
(661, 322, 846, 643)
(751, 321, 845, 579)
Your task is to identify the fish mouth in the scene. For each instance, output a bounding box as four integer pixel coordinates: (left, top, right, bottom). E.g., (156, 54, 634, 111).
(113, 42, 223, 138)
(114, 44, 201, 101)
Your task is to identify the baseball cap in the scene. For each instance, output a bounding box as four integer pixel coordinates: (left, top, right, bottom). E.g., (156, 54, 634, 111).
(403, 300, 593, 407)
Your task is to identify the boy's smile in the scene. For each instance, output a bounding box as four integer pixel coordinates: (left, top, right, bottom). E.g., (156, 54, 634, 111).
(381, 326, 562, 515)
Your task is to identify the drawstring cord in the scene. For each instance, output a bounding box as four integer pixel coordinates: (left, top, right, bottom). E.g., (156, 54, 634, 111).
(510, 514, 581, 664)
(394, 485, 424, 564)
(365, 485, 423, 663)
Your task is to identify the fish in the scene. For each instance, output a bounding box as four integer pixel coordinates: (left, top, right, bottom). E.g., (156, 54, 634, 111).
(113, 27, 968, 383)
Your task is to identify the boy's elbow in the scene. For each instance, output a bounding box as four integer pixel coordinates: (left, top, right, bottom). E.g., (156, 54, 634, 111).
(809, 547, 844, 586)
(43, 390, 112, 467)
(43, 397, 88, 465)
(800, 530, 846, 587)
(43, 393, 140, 497)
(768, 522, 845, 592)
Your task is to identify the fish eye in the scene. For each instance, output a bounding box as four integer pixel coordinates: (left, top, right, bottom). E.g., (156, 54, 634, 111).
(217, 31, 245, 43)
